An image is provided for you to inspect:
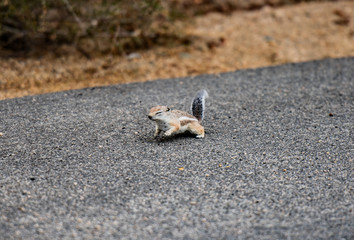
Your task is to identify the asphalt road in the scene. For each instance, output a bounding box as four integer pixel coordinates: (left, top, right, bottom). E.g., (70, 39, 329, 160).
(1, 57, 353, 239)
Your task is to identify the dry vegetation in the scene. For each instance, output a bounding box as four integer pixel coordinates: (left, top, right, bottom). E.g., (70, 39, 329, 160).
(0, 0, 353, 99)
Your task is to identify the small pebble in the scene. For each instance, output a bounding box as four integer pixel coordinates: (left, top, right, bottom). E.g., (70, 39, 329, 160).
(127, 53, 141, 60)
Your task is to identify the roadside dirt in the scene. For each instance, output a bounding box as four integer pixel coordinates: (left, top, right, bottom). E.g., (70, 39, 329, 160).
(1, 1, 353, 100)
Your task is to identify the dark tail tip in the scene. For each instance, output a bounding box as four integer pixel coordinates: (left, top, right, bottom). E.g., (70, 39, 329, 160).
(191, 90, 208, 122)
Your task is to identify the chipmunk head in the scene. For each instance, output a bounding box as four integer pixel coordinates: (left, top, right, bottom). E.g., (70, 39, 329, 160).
(148, 105, 171, 120)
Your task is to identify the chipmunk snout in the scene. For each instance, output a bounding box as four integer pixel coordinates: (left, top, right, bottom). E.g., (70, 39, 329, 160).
(148, 115, 152, 119)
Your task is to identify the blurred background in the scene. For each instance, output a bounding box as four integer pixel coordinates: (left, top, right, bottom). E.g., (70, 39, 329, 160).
(0, 0, 353, 99)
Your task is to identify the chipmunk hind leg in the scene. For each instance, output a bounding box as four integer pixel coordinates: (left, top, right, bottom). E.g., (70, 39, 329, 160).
(188, 122, 205, 138)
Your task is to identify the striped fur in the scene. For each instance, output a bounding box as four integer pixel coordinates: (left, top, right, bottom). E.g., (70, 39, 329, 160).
(148, 90, 208, 138)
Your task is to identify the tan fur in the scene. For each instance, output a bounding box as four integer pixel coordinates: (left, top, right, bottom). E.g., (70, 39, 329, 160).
(148, 105, 205, 138)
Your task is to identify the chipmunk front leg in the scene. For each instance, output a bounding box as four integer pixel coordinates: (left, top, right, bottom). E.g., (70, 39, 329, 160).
(163, 122, 180, 137)
(154, 125, 162, 137)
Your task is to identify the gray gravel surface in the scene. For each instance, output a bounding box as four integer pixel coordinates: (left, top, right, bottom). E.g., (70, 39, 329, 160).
(1, 57, 353, 239)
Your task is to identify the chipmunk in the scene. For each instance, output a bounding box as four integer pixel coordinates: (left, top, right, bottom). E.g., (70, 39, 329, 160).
(148, 90, 208, 138)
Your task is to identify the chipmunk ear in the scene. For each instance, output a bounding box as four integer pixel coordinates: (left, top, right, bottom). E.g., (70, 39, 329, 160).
(167, 105, 174, 111)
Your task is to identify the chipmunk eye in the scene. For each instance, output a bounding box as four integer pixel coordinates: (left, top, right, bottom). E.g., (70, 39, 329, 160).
(156, 111, 162, 115)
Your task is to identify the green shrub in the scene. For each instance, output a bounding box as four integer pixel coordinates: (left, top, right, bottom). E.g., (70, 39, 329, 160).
(0, 0, 336, 56)
(0, 0, 170, 55)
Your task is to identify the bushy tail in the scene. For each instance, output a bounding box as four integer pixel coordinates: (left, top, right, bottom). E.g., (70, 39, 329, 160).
(191, 89, 208, 122)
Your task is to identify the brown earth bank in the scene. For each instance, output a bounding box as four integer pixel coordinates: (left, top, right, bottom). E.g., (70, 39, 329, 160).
(0, 1, 353, 100)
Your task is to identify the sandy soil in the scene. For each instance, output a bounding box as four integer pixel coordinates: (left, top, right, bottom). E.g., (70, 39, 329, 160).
(1, 1, 353, 100)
